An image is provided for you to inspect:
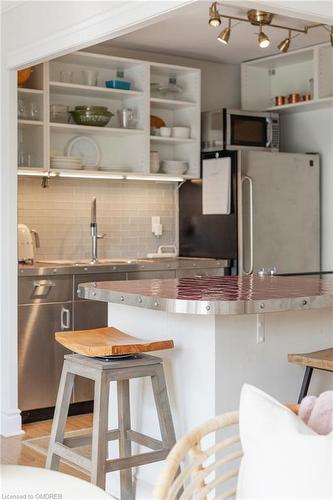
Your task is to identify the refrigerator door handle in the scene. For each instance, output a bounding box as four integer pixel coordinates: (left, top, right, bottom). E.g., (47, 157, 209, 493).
(241, 175, 254, 275)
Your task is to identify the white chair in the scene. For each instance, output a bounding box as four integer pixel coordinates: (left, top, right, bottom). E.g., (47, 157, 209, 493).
(153, 411, 241, 500)
(153, 405, 300, 500)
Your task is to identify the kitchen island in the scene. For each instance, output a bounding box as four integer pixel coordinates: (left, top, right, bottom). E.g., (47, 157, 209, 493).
(78, 275, 333, 497)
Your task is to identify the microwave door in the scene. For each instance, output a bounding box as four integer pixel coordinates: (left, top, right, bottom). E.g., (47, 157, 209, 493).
(226, 113, 269, 151)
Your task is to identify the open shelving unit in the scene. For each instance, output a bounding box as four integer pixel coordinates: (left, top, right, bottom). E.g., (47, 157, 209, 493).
(241, 43, 333, 113)
(17, 50, 201, 182)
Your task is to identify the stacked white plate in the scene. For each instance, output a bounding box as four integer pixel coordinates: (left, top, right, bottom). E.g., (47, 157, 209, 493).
(50, 156, 82, 170)
(161, 160, 188, 175)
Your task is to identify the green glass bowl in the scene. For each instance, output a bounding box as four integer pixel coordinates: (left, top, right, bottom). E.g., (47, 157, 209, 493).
(70, 109, 114, 127)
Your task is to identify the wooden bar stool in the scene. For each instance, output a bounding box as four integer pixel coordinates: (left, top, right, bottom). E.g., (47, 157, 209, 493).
(46, 327, 176, 500)
(288, 347, 333, 403)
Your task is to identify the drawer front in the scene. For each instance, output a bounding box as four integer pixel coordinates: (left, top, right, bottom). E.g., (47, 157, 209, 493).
(74, 272, 127, 301)
(176, 267, 226, 278)
(18, 275, 73, 304)
(127, 270, 176, 280)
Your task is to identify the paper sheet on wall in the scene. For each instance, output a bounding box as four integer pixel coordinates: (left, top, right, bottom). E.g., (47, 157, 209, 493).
(202, 157, 231, 215)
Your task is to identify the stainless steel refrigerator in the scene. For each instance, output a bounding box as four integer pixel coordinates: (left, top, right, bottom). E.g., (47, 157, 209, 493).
(179, 150, 320, 275)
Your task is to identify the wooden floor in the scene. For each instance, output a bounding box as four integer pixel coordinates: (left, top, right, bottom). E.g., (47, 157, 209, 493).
(1, 414, 93, 481)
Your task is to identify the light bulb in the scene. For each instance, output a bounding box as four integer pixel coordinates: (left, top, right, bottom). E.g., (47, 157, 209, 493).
(209, 2, 221, 27)
(258, 26, 270, 48)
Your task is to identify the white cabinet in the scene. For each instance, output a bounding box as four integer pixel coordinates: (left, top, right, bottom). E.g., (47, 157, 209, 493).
(241, 43, 333, 113)
(17, 51, 201, 182)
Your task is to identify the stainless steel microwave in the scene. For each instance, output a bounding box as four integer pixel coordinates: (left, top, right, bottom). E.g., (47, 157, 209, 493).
(201, 109, 279, 152)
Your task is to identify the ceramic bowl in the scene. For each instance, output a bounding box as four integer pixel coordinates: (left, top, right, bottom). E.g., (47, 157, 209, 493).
(172, 127, 190, 139)
(160, 127, 172, 137)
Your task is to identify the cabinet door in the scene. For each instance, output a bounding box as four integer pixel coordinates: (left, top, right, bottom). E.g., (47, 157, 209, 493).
(18, 302, 72, 411)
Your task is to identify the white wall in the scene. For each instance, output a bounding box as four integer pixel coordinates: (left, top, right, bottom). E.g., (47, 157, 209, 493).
(280, 108, 333, 271)
(87, 45, 241, 111)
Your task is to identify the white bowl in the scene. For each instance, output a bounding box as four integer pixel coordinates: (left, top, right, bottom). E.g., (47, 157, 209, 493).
(161, 160, 188, 175)
(160, 127, 172, 137)
(172, 127, 190, 139)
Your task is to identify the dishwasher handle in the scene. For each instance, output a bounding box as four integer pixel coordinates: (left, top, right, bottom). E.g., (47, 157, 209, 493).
(60, 306, 71, 330)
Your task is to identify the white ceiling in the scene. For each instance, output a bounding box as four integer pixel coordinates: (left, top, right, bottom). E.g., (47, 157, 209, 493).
(100, 1, 330, 64)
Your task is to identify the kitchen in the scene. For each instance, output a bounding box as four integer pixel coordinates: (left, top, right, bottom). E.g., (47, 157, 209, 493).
(2, 1, 333, 499)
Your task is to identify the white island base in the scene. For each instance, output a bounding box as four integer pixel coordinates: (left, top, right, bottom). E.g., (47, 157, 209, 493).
(104, 303, 333, 499)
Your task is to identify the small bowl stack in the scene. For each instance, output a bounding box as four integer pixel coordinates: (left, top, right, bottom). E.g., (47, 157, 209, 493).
(50, 156, 82, 170)
(161, 160, 188, 175)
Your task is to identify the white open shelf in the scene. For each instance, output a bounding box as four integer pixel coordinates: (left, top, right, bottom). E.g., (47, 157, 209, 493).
(241, 43, 333, 113)
(18, 119, 44, 126)
(18, 50, 201, 181)
(150, 97, 196, 109)
(50, 122, 145, 135)
(50, 81, 144, 98)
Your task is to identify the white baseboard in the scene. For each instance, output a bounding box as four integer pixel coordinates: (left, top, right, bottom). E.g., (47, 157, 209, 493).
(0, 409, 23, 437)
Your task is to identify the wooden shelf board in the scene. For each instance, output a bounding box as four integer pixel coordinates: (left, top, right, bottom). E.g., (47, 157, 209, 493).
(18, 119, 44, 126)
(150, 135, 196, 144)
(265, 96, 333, 113)
(50, 81, 143, 98)
(150, 97, 196, 109)
(50, 123, 145, 135)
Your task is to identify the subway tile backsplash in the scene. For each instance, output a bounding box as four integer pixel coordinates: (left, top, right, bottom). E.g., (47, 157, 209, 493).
(18, 178, 176, 260)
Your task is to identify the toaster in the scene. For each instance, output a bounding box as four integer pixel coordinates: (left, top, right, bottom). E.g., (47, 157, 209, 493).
(18, 224, 40, 263)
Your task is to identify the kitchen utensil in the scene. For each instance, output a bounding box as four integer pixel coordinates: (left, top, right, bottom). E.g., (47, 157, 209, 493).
(50, 104, 69, 123)
(18, 224, 39, 262)
(117, 108, 137, 129)
(161, 160, 188, 175)
(172, 127, 190, 138)
(150, 115, 166, 129)
(150, 151, 160, 173)
(70, 106, 113, 127)
(81, 69, 99, 86)
(18, 68, 33, 88)
(274, 96, 286, 106)
(288, 93, 301, 104)
(160, 127, 172, 137)
(105, 80, 131, 90)
(65, 136, 101, 168)
(60, 71, 74, 84)
(302, 94, 312, 102)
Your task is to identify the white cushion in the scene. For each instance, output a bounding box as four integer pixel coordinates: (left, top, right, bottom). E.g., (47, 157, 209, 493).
(236, 384, 333, 499)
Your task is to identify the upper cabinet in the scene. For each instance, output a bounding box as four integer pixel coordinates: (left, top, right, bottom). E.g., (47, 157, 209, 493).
(17, 51, 201, 181)
(241, 43, 333, 113)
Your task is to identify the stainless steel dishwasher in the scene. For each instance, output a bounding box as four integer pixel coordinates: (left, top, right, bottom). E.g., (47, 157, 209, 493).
(18, 276, 73, 418)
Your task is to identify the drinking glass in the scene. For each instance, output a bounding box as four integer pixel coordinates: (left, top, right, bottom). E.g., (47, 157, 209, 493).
(60, 70, 74, 84)
(29, 102, 40, 121)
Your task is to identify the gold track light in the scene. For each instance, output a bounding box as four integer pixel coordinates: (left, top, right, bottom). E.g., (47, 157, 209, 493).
(278, 30, 291, 52)
(209, 2, 221, 28)
(258, 26, 270, 48)
(218, 18, 231, 44)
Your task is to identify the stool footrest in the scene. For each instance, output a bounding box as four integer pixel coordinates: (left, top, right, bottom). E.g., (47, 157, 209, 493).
(106, 449, 170, 472)
(63, 429, 120, 448)
(127, 430, 163, 451)
(53, 442, 92, 472)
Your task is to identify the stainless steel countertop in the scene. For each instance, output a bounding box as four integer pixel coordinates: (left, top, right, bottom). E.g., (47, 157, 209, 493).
(78, 275, 333, 315)
(18, 258, 229, 277)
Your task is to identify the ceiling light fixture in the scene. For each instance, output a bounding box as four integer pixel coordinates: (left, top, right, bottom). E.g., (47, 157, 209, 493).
(208, 2, 221, 27)
(278, 30, 291, 52)
(218, 18, 231, 44)
(208, 3, 327, 51)
(258, 26, 270, 48)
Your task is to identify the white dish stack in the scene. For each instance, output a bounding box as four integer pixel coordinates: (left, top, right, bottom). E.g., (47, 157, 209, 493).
(161, 160, 188, 175)
(50, 156, 82, 170)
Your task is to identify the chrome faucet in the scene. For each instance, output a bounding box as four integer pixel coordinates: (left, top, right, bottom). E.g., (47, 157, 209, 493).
(90, 197, 106, 264)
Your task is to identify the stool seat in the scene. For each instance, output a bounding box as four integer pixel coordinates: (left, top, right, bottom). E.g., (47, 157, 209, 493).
(55, 326, 174, 357)
(288, 348, 333, 371)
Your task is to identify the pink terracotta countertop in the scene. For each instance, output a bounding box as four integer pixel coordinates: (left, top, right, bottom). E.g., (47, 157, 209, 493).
(78, 275, 333, 315)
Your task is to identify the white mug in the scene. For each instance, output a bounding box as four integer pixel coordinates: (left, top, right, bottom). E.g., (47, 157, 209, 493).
(160, 127, 171, 137)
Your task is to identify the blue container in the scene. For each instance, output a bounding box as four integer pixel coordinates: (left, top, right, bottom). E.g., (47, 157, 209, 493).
(105, 80, 131, 90)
